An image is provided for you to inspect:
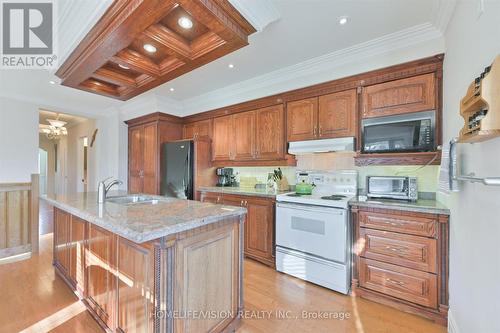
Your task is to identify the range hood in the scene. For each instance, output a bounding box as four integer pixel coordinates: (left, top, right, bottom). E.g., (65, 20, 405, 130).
(288, 137, 355, 155)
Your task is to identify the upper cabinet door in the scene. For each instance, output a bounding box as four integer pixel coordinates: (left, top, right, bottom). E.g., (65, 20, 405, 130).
(232, 111, 256, 160)
(183, 119, 213, 139)
(286, 98, 318, 141)
(362, 73, 436, 118)
(142, 123, 158, 194)
(182, 123, 196, 139)
(195, 119, 213, 138)
(255, 105, 285, 160)
(212, 115, 233, 161)
(128, 126, 143, 194)
(318, 89, 357, 138)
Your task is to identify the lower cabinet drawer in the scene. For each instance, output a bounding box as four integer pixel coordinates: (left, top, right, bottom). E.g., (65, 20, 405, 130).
(359, 258, 437, 308)
(359, 228, 437, 273)
(359, 210, 436, 237)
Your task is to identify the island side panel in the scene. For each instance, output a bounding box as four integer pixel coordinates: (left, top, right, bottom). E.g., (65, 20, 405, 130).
(116, 237, 156, 333)
(164, 216, 243, 333)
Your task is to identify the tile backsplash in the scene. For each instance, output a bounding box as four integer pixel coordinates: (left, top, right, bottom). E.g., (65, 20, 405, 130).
(232, 152, 439, 192)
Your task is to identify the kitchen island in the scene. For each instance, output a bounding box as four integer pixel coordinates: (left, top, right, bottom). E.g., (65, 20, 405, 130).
(43, 192, 246, 333)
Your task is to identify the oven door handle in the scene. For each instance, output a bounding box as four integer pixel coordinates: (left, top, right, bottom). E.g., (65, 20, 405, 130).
(276, 202, 345, 215)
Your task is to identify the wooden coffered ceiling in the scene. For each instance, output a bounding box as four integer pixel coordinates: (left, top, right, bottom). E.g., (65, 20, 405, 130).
(56, 0, 256, 101)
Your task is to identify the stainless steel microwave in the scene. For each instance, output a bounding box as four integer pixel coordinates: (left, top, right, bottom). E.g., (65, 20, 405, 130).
(361, 111, 435, 153)
(366, 176, 418, 201)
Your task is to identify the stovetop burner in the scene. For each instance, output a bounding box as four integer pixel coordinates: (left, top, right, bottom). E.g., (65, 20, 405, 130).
(320, 195, 348, 201)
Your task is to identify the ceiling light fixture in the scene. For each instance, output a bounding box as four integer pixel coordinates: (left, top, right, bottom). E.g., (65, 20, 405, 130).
(169, 87, 175, 92)
(143, 44, 157, 53)
(39, 114, 68, 140)
(49, 80, 56, 84)
(228, 64, 234, 69)
(118, 64, 130, 70)
(178, 16, 193, 29)
(338, 16, 349, 25)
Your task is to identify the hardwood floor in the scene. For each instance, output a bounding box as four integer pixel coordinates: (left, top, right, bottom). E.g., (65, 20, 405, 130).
(0, 234, 446, 333)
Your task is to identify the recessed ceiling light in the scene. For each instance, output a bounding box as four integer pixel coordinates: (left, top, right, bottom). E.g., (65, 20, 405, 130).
(118, 64, 130, 70)
(178, 16, 193, 29)
(49, 80, 56, 85)
(338, 16, 349, 25)
(143, 44, 157, 53)
(228, 64, 234, 69)
(169, 87, 175, 92)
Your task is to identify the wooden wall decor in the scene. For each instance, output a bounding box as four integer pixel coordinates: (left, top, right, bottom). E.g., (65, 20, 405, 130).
(56, 0, 255, 100)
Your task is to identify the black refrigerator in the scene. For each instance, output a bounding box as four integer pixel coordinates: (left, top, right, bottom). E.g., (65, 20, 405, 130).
(160, 140, 194, 200)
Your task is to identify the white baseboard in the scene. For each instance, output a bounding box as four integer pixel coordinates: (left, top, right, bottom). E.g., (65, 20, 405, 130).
(448, 309, 460, 333)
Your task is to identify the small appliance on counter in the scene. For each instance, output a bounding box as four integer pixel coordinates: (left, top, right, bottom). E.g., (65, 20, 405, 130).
(366, 176, 418, 201)
(216, 167, 235, 187)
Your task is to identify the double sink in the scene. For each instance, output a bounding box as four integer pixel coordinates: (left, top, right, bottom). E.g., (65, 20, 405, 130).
(106, 195, 160, 206)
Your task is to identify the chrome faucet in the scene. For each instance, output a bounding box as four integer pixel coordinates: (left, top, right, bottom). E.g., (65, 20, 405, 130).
(97, 177, 123, 203)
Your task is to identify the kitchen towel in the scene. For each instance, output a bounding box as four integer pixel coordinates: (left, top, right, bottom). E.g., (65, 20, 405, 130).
(438, 141, 459, 194)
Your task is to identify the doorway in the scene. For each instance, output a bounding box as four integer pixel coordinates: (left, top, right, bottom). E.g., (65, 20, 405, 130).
(38, 148, 48, 196)
(77, 136, 89, 192)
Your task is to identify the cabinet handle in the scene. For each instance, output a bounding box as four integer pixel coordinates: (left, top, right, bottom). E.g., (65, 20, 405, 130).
(313, 127, 317, 136)
(240, 200, 243, 206)
(319, 126, 322, 136)
(244, 200, 248, 206)
(386, 278, 405, 286)
(217, 196, 220, 203)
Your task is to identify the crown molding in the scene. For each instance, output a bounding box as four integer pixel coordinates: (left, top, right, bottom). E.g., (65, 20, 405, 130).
(179, 23, 444, 115)
(432, 0, 458, 34)
(228, 0, 280, 33)
(57, 0, 113, 68)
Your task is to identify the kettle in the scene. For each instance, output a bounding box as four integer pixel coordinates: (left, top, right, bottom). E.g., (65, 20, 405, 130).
(295, 180, 315, 195)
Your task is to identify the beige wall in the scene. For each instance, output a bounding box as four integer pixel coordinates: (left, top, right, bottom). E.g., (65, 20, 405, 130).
(234, 153, 439, 192)
(66, 119, 97, 193)
(440, 2, 500, 332)
(39, 135, 56, 195)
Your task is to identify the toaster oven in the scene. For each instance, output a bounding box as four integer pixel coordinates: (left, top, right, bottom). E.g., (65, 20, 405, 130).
(366, 176, 418, 201)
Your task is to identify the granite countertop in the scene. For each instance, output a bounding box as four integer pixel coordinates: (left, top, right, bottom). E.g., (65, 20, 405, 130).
(198, 186, 291, 198)
(42, 192, 246, 244)
(349, 196, 450, 215)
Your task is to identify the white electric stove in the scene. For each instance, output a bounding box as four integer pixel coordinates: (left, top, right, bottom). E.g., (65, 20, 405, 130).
(275, 170, 358, 294)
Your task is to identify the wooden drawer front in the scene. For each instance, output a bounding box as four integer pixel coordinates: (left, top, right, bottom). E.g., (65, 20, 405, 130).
(359, 228, 436, 273)
(359, 211, 436, 237)
(359, 258, 437, 308)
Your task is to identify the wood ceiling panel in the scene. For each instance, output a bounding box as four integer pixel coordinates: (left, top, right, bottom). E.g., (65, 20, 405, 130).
(56, 0, 255, 101)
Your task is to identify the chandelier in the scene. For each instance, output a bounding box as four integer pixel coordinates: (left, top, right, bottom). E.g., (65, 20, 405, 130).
(39, 116, 68, 140)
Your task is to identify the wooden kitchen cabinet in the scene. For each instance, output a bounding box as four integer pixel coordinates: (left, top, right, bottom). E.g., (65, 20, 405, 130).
(212, 105, 287, 164)
(126, 113, 183, 195)
(361, 73, 436, 118)
(52, 205, 244, 333)
(255, 105, 285, 160)
(183, 119, 212, 139)
(200, 192, 275, 267)
(86, 223, 117, 329)
(233, 111, 256, 160)
(69, 216, 87, 293)
(54, 208, 70, 274)
(287, 89, 357, 141)
(286, 97, 318, 141)
(318, 89, 357, 138)
(116, 238, 155, 332)
(351, 206, 449, 324)
(212, 115, 233, 161)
